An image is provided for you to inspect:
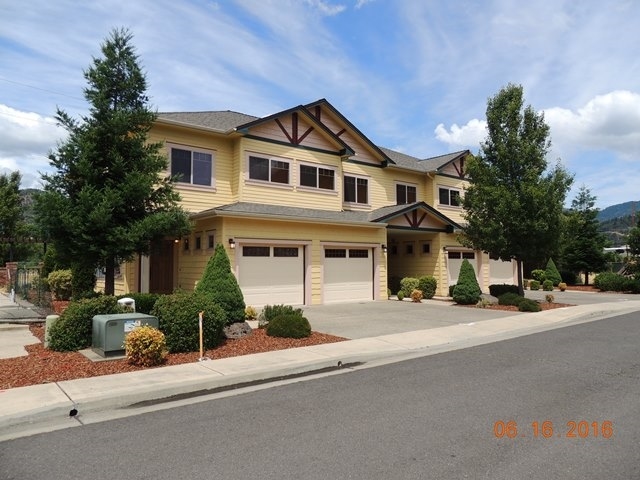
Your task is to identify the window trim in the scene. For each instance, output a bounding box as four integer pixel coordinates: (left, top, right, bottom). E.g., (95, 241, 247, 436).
(343, 174, 370, 206)
(396, 182, 417, 205)
(438, 186, 461, 207)
(168, 144, 215, 189)
(298, 162, 336, 191)
(247, 154, 292, 186)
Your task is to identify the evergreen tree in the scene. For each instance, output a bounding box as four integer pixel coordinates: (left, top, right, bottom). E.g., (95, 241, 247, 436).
(544, 258, 562, 286)
(195, 243, 246, 323)
(0, 171, 23, 263)
(461, 84, 573, 295)
(35, 28, 190, 295)
(452, 259, 482, 305)
(561, 186, 607, 285)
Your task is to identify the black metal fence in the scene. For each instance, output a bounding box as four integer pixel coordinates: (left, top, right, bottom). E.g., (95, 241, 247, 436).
(9, 263, 51, 308)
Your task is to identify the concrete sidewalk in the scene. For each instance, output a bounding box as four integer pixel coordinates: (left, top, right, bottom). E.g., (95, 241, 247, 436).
(2, 298, 639, 439)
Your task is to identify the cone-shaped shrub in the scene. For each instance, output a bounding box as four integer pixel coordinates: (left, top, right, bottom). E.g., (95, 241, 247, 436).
(195, 243, 246, 323)
(544, 258, 562, 286)
(452, 259, 482, 305)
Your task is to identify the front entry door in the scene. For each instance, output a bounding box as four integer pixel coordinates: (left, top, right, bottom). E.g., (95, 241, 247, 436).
(149, 239, 175, 294)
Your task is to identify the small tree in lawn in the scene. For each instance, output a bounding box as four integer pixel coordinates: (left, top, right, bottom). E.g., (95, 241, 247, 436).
(195, 243, 246, 323)
(544, 258, 562, 286)
(453, 259, 482, 305)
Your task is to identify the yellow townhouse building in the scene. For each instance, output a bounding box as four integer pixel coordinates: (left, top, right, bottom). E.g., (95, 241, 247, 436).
(110, 99, 516, 305)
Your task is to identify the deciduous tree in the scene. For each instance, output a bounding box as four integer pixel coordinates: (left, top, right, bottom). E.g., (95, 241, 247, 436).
(461, 84, 573, 295)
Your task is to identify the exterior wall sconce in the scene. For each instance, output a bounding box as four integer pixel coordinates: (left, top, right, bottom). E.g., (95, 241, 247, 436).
(382, 244, 387, 253)
(228, 238, 236, 249)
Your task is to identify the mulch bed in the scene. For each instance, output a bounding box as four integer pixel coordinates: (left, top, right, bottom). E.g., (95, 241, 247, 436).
(460, 302, 575, 312)
(0, 325, 346, 390)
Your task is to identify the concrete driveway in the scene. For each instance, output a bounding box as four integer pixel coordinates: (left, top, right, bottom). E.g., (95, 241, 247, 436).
(303, 290, 636, 339)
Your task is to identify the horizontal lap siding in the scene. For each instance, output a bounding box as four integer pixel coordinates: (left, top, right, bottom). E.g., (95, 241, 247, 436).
(176, 218, 223, 292)
(433, 175, 469, 225)
(149, 126, 235, 214)
(378, 169, 423, 206)
(239, 138, 343, 211)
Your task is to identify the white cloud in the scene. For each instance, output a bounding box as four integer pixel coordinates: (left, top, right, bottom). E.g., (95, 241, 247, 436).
(0, 105, 65, 185)
(545, 90, 640, 160)
(434, 119, 487, 149)
(304, 0, 346, 16)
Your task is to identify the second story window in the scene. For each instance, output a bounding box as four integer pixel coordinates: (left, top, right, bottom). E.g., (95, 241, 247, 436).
(170, 146, 214, 187)
(396, 183, 417, 205)
(439, 187, 461, 207)
(344, 175, 368, 204)
(249, 155, 290, 184)
(300, 164, 335, 190)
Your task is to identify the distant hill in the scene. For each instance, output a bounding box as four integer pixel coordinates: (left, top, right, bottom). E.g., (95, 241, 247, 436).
(597, 201, 638, 222)
(597, 201, 638, 246)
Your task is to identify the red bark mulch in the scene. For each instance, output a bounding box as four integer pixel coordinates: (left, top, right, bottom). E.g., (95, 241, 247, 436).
(0, 326, 346, 390)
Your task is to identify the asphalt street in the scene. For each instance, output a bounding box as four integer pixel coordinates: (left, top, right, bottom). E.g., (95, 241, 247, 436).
(2, 310, 638, 479)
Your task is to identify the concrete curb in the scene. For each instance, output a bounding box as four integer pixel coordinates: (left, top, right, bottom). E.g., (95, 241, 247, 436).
(1, 300, 639, 436)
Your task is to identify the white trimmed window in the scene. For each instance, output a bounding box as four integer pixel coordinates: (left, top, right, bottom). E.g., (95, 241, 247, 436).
(248, 155, 290, 184)
(300, 163, 335, 190)
(344, 175, 369, 204)
(170, 145, 214, 187)
(439, 187, 461, 207)
(396, 183, 417, 205)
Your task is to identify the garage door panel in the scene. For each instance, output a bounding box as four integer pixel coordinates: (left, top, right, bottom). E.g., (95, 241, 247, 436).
(489, 259, 515, 285)
(323, 248, 373, 304)
(239, 246, 303, 306)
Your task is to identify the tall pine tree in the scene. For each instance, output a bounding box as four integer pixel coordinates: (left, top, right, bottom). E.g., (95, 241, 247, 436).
(36, 28, 190, 296)
(561, 186, 607, 285)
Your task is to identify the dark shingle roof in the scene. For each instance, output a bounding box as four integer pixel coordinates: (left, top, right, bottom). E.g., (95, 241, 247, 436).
(192, 202, 376, 225)
(157, 111, 259, 133)
(379, 147, 469, 173)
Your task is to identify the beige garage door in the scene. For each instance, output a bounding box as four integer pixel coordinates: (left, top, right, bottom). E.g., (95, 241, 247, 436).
(489, 259, 515, 285)
(238, 245, 304, 306)
(323, 247, 373, 303)
(447, 251, 478, 285)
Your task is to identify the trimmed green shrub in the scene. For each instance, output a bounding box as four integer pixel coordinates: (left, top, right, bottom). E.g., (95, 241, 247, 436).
(266, 314, 311, 338)
(531, 269, 546, 283)
(400, 277, 419, 297)
(117, 293, 161, 315)
(258, 304, 304, 324)
(545, 258, 562, 286)
(518, 298, 541, 312)
(529, 280, 541, 291)
(397, 290, 405, 301)
(195, 243, 246, 323)
(47, 269, 73, 301)
(542, 280, 554, 291)
(452, 259, 482, 305)
(124, 325, 167, 367)
(498, 292, 525, 306)
(152, 291, 227, 353)
(418, 276, 437, 299)
(48, 296, 122, 351)
(594, 272, 634, 292)
(489, 284, 519, 298)
(151, 292, 227, 353)
(448, 284, 456, 297)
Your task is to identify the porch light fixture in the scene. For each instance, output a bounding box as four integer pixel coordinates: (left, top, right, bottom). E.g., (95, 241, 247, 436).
(228, 238, 236, 249)
(382, 244, 388, 253)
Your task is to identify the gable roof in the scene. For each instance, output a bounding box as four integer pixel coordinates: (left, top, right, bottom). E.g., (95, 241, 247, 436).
(157, 111, 259, 133)
(380, 147, 469, 173)
(157, 103, 468, 173)
(190, 201, 462, 231)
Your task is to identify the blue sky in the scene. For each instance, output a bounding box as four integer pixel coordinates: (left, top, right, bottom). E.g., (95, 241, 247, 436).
(1, 0, 639, 209)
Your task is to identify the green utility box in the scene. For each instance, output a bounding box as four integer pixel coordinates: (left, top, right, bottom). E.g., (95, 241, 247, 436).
(92, 313, 158, 357)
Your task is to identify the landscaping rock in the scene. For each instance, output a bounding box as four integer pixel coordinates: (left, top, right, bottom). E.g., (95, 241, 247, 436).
(223, 321, 253, 339)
